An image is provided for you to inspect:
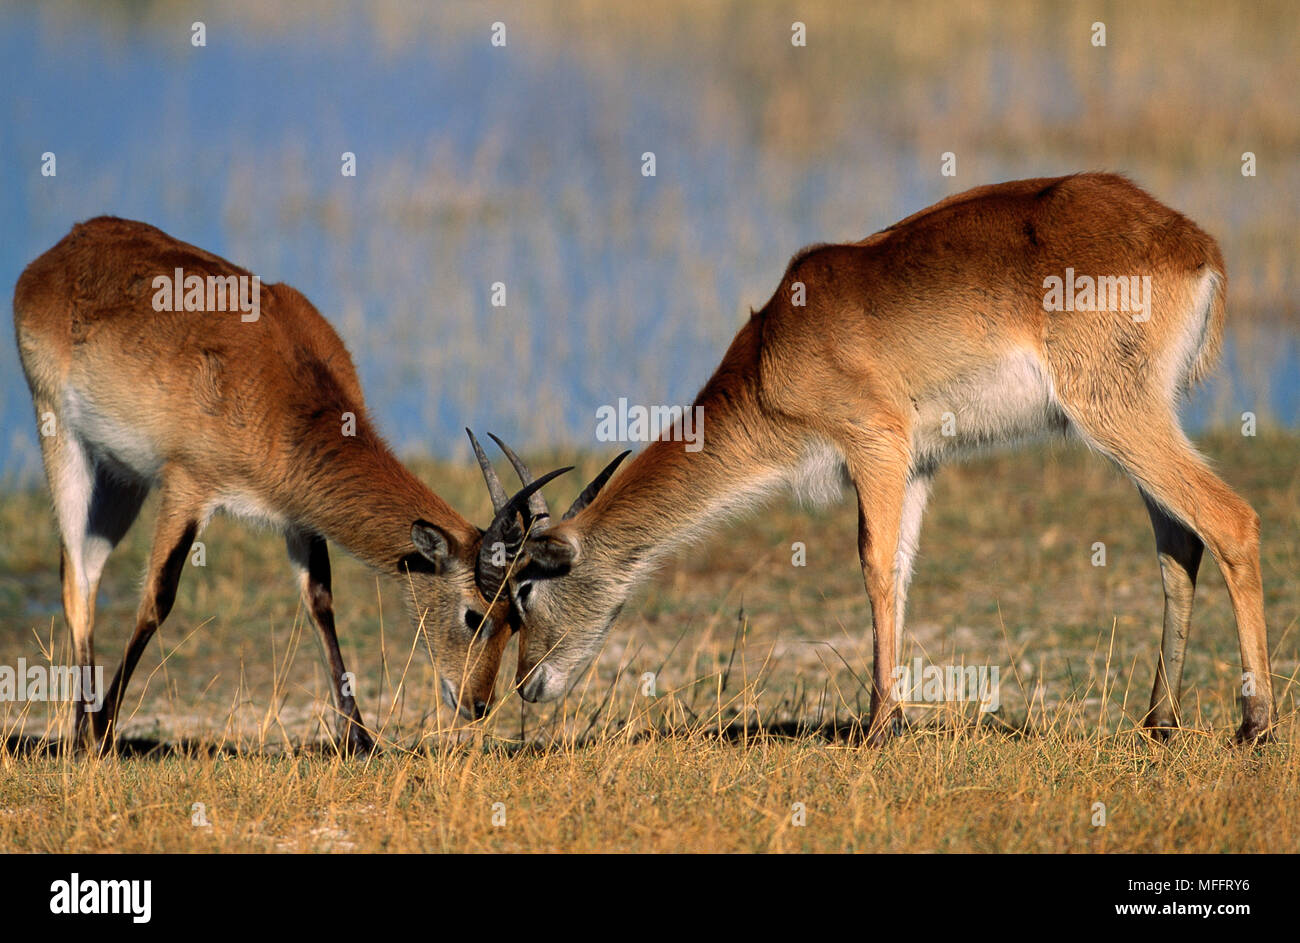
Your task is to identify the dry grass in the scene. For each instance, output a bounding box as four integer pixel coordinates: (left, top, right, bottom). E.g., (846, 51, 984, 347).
(1, 731, 1297, 853)
(1, 430, 1297, 852)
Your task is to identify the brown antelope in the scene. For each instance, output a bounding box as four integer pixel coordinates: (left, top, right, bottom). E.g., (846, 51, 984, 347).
(492, 173, 1276, 744)
(12, 216, 564, 752)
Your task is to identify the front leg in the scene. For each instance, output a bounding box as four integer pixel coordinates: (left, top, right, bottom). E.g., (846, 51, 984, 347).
(844, 435, 911, 745)
(287, 531, 375, 755)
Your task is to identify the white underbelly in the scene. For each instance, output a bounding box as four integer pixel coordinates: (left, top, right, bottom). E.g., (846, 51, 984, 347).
(208, 491, 288, 529)
(911, 349, 1067, 467)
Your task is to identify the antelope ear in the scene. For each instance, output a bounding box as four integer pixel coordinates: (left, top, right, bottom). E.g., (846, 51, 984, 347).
(524, 532, 578, 575)
(407, 520, 453, 573)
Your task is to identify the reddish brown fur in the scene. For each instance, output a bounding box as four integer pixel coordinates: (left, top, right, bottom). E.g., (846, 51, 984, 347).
(515, 174, 1273, 744)
(14, 217, 508, 751)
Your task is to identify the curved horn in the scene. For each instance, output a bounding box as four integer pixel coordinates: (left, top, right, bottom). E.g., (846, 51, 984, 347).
(563, 451, 631, 520)
(467, 428, 508, 512)
(487, 432, 551, 525)
(477, 466, 573, 599)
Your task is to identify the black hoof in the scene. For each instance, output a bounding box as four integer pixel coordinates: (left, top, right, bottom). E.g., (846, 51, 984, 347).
(1141, 711, 1178, 743)
(1233, 719, 1273, 746)
(338, 725, 376, 756)
(864, 708, 905, 747)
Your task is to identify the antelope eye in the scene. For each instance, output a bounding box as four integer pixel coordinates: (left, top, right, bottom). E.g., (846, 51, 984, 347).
(515, 582, 533, 607)
(463, 609, 486, 634)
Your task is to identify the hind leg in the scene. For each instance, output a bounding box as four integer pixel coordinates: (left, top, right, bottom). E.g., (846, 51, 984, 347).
(37, 417, 148, 748)
(96, 471, 200, 746)
(1070, 410, 1274, 742)
(1139, 493, 1204, 739)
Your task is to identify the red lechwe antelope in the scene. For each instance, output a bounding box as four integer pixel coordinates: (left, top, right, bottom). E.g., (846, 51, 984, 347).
(492, 173, 1276, 744)
(12, 216, 564, 752)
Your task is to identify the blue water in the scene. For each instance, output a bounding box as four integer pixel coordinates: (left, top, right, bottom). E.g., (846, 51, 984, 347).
(1, 5, 1295, 484)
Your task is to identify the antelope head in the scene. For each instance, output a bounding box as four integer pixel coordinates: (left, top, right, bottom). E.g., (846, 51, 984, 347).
(407, 431, 572, 720)
(467, 431, 630, 704)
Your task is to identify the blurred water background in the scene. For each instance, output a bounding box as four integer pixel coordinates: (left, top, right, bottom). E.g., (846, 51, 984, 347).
(1, 0, 1296, 484)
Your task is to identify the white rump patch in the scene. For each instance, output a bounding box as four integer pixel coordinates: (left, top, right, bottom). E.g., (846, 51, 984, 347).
(1168, 269, 1217, 396)
(63, 388, 164, 481)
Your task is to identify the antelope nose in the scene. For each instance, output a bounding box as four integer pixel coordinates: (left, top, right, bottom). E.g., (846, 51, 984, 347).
(519, 665, 551, 703)
(441, 678, 489, 720)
